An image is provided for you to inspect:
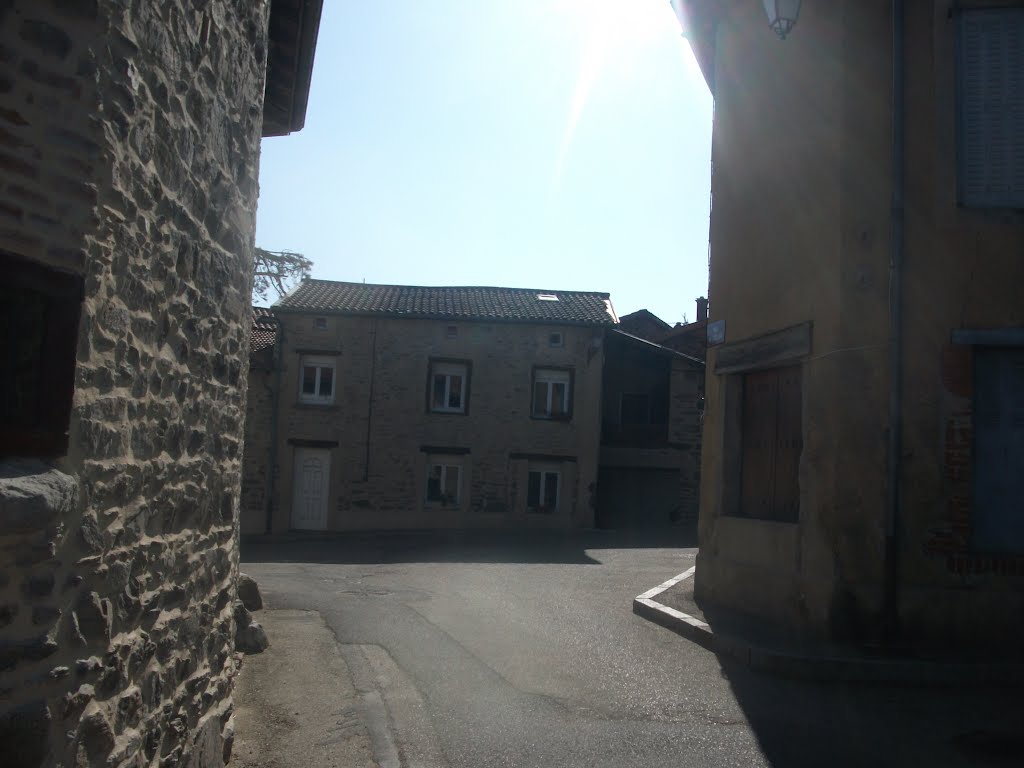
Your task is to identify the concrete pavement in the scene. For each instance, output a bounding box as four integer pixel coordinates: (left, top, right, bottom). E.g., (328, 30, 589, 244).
(231, 609, 378, 768)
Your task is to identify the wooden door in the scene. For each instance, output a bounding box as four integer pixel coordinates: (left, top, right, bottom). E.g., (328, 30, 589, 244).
(291, 448, 330, 530)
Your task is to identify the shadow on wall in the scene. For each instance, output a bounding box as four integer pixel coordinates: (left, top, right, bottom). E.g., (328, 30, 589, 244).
(241, 527, 697, 566)
(715, 657, 1024, 768)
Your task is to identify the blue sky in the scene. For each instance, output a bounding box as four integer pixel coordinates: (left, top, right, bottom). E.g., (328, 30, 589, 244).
(255, 0, 712, 325)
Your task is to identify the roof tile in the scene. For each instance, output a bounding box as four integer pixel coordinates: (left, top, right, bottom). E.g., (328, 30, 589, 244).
(275, 280, 616, 326)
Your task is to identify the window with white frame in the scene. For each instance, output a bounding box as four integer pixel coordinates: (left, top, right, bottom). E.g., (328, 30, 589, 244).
(527, 470, 559, 513)
(430, 360, 468, 413)
(532, 368, 571, 419)
(298, 355, 335, 404)
(956, 8, 1024, 208)
(426, 462, 461, 506)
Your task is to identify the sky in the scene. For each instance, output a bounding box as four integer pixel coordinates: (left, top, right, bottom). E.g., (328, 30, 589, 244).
(255, 0, 713, 325)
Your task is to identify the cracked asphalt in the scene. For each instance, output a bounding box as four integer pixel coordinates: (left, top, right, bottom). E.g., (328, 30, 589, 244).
(239, 530, 1023, 768)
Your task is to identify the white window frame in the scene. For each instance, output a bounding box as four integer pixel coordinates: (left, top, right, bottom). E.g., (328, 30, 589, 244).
(430, 361, 468, 414)
(527, 469, 560, 514)
(532, 368, 571, 419)
(425, 462, 462, 507)
(298, 355, 335, 404)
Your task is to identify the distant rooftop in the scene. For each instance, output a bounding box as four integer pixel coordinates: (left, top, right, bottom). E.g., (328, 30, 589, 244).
(274, 279, 618, 326)
(251, 306, 278, 353)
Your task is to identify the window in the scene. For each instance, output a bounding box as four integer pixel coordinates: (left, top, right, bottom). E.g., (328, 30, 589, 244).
(299, 355, 335, 404)
(737, 365, 802, 522)
(956, 8, 1024, 208)
(430, 360, 468, 413)
(527, 470, 560, 513)
(532, 368, 572, 419)
(548, 332, 563, 347)
(426, 463, 461, 506)
(0, 251, 83, 457)
(445, 325, 458, 339)
(313, 317, 327, 330)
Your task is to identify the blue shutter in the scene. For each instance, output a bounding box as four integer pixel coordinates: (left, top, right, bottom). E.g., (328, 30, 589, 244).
(972, 347, 1024, 554)
(957, 9, 1024, 208)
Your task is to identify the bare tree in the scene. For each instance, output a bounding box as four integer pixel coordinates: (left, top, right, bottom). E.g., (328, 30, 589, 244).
(253, 248, 312, 303)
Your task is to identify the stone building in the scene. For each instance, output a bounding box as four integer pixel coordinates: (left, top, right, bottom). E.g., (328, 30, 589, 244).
(0, 1, 320, 766)
(597, 330, 704, 529)
(242, 280, 617, 531)
(241, 280, 709, 534)
(675, 0, 1024, 652)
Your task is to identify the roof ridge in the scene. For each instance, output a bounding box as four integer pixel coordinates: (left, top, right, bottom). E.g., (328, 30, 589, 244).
(298, 278, 610, 298)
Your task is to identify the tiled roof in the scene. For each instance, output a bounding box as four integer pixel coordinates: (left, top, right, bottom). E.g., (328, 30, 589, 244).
(251, 306, 278, 353)
(275, 279, 617, 326)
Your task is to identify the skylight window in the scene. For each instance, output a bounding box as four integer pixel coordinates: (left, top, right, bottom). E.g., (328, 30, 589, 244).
(537, 293, 559, 301)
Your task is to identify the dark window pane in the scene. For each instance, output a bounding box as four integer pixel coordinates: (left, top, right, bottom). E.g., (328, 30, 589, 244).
(448, 375, 462, 409)
(427, 466, 443, 501)
(551, 382, 566, 416)
(433, 374, 446, 408)
(533, 381, 548, 416)
(444, 466, 459, 501)
(621, 394, 650, 425)
(319, 366, 333, 397)
(527, 471, 541, 508)
(302, 366, 317, 394)
(544, 472, 559, 510)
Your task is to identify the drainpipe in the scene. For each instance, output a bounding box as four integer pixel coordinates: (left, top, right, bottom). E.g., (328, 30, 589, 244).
(264, 317, 285, 534)
(883, 0, 905, 646)
(363, 318, 378, 481)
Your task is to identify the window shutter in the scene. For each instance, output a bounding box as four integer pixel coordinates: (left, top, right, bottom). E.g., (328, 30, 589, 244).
(957, 9, 1024, 208)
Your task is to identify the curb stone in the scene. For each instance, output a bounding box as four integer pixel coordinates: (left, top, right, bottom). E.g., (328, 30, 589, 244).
(633, 568, 1024, 686)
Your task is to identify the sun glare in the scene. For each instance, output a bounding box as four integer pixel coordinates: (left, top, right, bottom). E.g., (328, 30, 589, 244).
(552, 0, 687, 189)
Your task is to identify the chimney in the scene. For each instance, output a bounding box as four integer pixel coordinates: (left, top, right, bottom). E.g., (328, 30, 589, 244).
(696, 296, 708, 323)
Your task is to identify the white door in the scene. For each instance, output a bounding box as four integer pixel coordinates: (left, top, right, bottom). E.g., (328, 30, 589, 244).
(291, 448, 330, 530)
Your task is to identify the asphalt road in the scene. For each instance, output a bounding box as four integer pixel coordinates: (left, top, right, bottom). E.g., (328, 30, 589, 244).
(240, 530, 1023, 768)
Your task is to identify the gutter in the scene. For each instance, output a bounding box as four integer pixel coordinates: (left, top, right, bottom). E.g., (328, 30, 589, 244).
(883, 0, 905, 645)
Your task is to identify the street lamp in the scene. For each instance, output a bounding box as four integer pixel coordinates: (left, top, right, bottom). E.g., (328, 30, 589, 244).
(762, 0, 801, 39)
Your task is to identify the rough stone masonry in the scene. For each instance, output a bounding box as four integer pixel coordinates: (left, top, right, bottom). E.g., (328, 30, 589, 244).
(0, 1, 276, 765)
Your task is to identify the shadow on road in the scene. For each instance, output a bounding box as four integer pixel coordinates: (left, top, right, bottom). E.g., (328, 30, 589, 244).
(241, 526, 697, 565)
(715, 656, 1024, 768)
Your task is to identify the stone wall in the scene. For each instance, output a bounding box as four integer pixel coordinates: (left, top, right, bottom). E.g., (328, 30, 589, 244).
(0, 1, 269, 765)
(241, 353, 275, 536)
(244, 312, 607, 532)
(669, 362, 703, 524)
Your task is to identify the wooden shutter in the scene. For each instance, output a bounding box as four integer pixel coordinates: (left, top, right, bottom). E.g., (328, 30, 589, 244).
(957, 9, 1024, 208)
(740, 369, 778, 520)
(739, 365, 802, 522)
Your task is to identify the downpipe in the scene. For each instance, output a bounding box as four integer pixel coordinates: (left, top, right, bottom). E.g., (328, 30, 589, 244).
(883, 0, 905, 646)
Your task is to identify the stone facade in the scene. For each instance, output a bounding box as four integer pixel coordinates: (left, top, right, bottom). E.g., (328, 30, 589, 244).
(240, 298, 709, 534)
(680, 0, 1024, 651)
(243, 310, 609, 531)
(597, 331, 704, 529)
(0, 1, 318, 765)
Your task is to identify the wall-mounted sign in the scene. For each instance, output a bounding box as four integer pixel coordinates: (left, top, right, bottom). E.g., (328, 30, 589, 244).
(707, 319, 726, 346)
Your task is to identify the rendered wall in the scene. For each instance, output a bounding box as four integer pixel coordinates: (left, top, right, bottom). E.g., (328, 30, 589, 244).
(696, 0, 1024, 649)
